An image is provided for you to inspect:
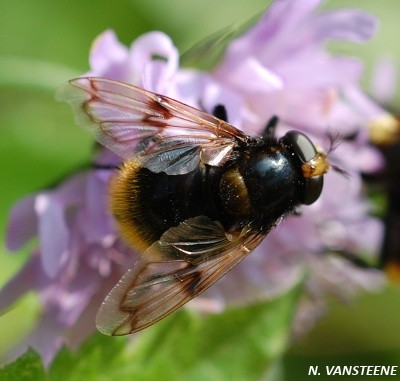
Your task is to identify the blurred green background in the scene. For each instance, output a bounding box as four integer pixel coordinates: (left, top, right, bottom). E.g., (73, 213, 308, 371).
(1, 0, 400, 379)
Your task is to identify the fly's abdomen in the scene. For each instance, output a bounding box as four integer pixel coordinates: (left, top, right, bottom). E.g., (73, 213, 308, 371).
(110, 160, 215, 250)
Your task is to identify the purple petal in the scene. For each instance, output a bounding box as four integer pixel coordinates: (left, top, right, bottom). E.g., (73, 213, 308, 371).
(217, 57, 283, 92)
(346, 217, 384, 256)
(87, 30, 128, 79)
(32, 173, 86, 278)
(344, 85, 387, 118)
(63, 294, 99, 351)
(243, 87, 337, 132)
(93, 147, 123, 167)
(142, 60, 173, 93)
(128, 31, 179, 86)
(201, 79, 245, 129)
(173, 69, 208, 107)
(221, 0, 322, 69)
(314, 9, 377, 42)
(56, 172, 87, 204)
(35, 194, 69, 278)
(83, 171, 113, 243)
(6, 195, 37, 251)
(241, 0, 323, 50)
(0, 254, 43, 312)
(54, 264, 99, 326)
(63, 268, 123, 350)
(275, 53, 363, 89)
(337, 142, 384, 173)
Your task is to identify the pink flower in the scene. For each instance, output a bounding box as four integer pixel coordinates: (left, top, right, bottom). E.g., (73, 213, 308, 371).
(1, 0, 387, 364)
(2, 164, 134, 364)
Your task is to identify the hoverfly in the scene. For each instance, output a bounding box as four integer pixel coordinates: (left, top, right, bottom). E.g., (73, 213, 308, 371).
(59, 77, 331, 335)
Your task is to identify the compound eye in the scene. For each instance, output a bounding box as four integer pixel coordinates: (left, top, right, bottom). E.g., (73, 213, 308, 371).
(281, 131, 324, 205)
(283, 131, 318, 163)
(302, 175, 323, 205)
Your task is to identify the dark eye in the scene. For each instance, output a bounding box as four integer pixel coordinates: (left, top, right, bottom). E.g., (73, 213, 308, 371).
(281, 131, 324, 205)
(283, 131, 318, 162)
(302, 175, 324, 205)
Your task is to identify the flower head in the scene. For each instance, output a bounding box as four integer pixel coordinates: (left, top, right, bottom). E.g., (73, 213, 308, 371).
(1, 0, 387, 364)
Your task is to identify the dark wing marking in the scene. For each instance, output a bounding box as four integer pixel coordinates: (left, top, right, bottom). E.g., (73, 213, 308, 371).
(58, 77, 247, 174)
(95, 216, 265, 335)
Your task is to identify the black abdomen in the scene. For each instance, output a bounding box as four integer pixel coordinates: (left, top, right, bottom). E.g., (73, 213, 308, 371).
(110, 160, 224, 250)
(134, 164, 215, 241)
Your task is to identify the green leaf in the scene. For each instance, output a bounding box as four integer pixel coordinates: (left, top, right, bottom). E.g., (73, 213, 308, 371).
(0, 349, 45, 381)
(180, 25, 236, 70)
(48, 334, 129, 381)
(125, 282, 302, 381)
(51, 283, 301, 381)
(181, 12, 262, 70)
(3, 283, 301, 381)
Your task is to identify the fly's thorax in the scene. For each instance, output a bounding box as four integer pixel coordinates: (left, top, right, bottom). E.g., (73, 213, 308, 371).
(238, 146, 304, 216)
(217, 131, 328, 221)
(216, 143, 303, 224)
(218, 167, 253, 216)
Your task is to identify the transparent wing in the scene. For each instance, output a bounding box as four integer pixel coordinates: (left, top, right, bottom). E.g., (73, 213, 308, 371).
(58, 77, 247, 175)
(96, 216, 265, 335)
